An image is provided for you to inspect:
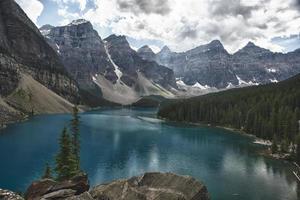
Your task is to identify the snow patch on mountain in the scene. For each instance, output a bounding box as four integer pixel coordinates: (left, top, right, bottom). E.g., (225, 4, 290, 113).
(104, 42, 123, 83)
(226, 83, 234, 89)
(192, 82, 211, 89)
(267, 68, 277, 73)
(55, 43, 60, 54)
(270, 78, 278, 83)
(236, 75, 247, 85)
(176, 79, 211, 90)
(68, 19, 89, 26)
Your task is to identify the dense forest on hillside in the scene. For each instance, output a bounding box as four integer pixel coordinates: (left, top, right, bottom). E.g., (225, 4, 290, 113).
(158, 74, 300, 152)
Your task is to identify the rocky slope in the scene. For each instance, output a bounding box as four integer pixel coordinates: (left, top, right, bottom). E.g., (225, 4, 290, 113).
(23, 172, 209, 200)
(0, 0, 81, 126)
(149, 40, 300, 89)
(40, 20, 116, 91)
(41, 22, 177, 104)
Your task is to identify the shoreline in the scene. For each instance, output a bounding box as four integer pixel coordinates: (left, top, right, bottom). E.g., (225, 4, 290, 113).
(159, 117, 293, 162)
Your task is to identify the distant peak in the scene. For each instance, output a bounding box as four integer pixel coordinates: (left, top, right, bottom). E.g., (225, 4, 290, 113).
(105, 34, 127, 42)
(39, 24, 54, 35)
(208, 40, 223, 48)
(235, 41, 271, 55)
(160, 45, 171, 53)
(138, 45, 154, 53)
(104, 34, 131, 48)
(39, 24, 54, 30)
(68, 19, 90, 26)
(245, 41, 256, 47)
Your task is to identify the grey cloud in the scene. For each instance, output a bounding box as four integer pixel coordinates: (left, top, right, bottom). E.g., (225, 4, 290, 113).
(117, 0, 171, 15)
(179, 25, 198, 40)
(205, 22, 263, 44)
(209, 0, 260, 19)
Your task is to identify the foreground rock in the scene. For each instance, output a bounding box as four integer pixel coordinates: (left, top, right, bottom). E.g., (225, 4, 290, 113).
(70, 172, 209, 200)
(25, 173, 89, 200)
(23, 172, 209, 200)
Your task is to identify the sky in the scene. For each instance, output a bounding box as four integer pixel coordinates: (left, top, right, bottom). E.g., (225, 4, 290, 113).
(15, 0, 300, 53)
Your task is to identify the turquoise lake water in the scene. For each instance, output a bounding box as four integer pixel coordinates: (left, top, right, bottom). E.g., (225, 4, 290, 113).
(0, 108, 298, 199)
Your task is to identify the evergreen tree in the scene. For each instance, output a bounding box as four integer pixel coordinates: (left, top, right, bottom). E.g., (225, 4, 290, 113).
(55, 127, 77, 181)
(296, 135, 300, 165)
(70, 106, 80, 171)
(271, 136, 278, 154)
(42, 163, 52, 179)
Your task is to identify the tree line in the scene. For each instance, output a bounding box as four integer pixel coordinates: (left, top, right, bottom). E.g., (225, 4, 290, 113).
(158, 74, 300, 163)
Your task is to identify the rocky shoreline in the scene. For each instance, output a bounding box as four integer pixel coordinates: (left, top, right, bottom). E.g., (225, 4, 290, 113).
(1, 172, 209, 200)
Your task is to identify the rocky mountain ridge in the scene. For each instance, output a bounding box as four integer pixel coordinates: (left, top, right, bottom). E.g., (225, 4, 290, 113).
(140, 40, 300, 89)
(41, 21, 177, 104)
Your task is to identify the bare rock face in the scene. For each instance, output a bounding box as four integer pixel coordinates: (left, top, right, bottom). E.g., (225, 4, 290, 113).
(41, 19, 116, 90)
(104, 35, 177, 89)
(85, 172, 209, 200)
(0, 0, 79, 102)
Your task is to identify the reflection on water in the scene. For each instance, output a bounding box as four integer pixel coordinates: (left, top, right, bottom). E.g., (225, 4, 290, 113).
(0, 108, 298, 200)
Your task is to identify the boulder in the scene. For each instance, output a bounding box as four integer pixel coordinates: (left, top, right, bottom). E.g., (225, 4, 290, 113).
(51, 173, 90, 195)
(66, 192, 94, 200)
(89, 172, 209, 200)
(25, 173, 89, 200)
(25, 179, 56, 200)
(41, 189, 76, 199)
(25, 172, 209, 200)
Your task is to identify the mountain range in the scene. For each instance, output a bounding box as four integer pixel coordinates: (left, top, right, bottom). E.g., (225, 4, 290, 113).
(138, 40, 300, 89)
(1, 0, 300, 126)
(40, 20, 177, 104)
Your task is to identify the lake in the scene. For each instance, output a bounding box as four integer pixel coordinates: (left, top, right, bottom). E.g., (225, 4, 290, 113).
(0, 108, 298, 200)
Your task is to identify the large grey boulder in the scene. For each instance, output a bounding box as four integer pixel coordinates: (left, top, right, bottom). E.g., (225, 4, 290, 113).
(25, 173, 89, 200)
(88, 172, 209, 200)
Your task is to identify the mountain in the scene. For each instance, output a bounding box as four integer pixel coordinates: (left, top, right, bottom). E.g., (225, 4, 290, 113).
(231, 42, 300, 85)
(137, 45, 156, 61)
(41, 22, 177, 104)
(104, 35, 177, 89)
(0, 0, 79, 126)
(153, 41, 300, 89)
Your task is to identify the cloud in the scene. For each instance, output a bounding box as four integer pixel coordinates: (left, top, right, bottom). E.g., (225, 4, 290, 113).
(16, 0, 44, 24)
(47, 0, 300, 53)
(52, 0, 87, 11)
(116, 0, 171, 15)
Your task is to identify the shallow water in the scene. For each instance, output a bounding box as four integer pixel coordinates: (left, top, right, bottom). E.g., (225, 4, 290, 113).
(0, 108, 298, 200)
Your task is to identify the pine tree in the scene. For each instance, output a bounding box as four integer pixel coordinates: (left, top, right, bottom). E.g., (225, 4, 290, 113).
(271, 136, 278, 154)
(296, 135, 300, 165)
(70, 106, 80, 171)
(55, 127, 77, 181)
(42, 163, 52, 179)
